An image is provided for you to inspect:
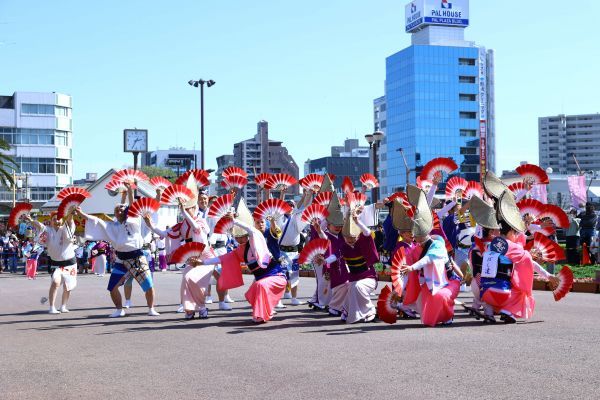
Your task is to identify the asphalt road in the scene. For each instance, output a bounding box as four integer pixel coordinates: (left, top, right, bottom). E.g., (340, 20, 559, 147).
(0, 270, 599, 400)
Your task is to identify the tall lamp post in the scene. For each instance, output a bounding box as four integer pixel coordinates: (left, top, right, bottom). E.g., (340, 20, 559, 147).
(188, 79, 216, 170)
(365, 130, 385, 203)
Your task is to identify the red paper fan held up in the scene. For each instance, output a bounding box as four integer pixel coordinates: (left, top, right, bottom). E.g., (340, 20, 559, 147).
(254, 173, 272, 188)
(313, 192, 332, 207)
(445, 176, 467, 199)
(300, 204, 329, 224)
(127, 198, 160, 218)
(341, 176, 354, 194)
(169, 242, 207, 264)
(515, 163, 550, 185)
(553, 266, 574, 302)
(214, 216, 234, 234)
(360, 173, 379, 190)
(150, 176, 172, 190)
(524, 232, 565, 263)
(175, 169, 210, 187)
(297, 238, 330, 265)
(463, 181, 483, 199)
(57, 187, 91, 200)
(208, 194, 234, 219)
(419, 157, 458, 182)
(253, 199, 292, 220)
(112, 168, 149, 183)
(390, 247, 406, 296)
(161, 184, 194, 205)
(8, 202, 33, 228)
(377, 285, 398, 324)
(57, 193, 87, 220)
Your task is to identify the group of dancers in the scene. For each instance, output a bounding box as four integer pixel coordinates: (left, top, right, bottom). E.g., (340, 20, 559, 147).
(8, 159, 572, 326)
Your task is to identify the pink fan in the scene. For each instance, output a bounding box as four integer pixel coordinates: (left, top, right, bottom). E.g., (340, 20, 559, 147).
(57, 187, 91, 200)
(360, 173, 379, 190)
(419, 158, 458, 182)
(223, 166, 248, 179)
(112, 168, 149, 184)
(8, 202, 33, 228)
(161, 184, 194, 205)
(150, 177, 172, 190)
(254, 173, 272, 188)
(341, 176, 354, 194)
(313, 192, 333, 207)
(346, 192, 367, 210)
(297, 238, 330, 265)
(390, 247, 407, 296)
(553, 266, 574, 302)
(524, 232, 565, 263)
(515, 164, 549, 185)
(445, 176, 468, 199)
(463, 181, 484, 200)
(221, 175, 248, 191)
(214, 216, 234, 234)
(538, 204, 569, 229)
(299, 173, 324, 191)
(127, 198, 160, 218)
(175, 169, 210, 187)
(517, 198, 545, 219)
(253, 199, 292, 220)
(377, 285, 399, 324)
(265, 173, 297, 191)
(169, 242, 206, 264)
(105, 179, 135, 193)
(207, 194, 234, 219)
(508, 181, 528, 199)
(301, 204, 329, 224)
(57, 193, 86, 219)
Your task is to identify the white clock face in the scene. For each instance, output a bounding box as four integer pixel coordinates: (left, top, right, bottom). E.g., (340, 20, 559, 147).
(125, 130, 147, 152)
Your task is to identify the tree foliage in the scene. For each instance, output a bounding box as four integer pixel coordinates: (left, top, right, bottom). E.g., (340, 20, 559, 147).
(140, 166, 177, 183)
(0, 139, 17, 188)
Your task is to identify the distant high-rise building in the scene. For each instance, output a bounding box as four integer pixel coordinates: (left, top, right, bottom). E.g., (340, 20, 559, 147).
(142, 148, 201, 176)
(375, 0, 495, 195)
(539, 113, 600, 174)
(0, 91, 73, 211)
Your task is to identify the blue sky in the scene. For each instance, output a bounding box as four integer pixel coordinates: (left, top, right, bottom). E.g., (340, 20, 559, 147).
(1, 0, 599, 179)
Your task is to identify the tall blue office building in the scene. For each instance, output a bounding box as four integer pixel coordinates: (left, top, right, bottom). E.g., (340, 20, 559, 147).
(374, 0, 495, 195)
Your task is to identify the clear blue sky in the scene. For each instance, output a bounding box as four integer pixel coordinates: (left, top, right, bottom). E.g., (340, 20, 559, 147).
(1, 0, 599, 179)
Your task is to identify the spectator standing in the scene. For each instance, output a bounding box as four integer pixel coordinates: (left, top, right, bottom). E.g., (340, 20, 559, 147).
(578, 202, 597, 264)
(565, 209, 581, 264)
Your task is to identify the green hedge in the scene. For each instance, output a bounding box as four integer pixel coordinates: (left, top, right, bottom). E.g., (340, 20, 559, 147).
(555, 264, 599, 279)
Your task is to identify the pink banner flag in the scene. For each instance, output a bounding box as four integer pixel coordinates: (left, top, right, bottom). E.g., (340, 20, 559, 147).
(530, 184, 548, 204)
(568, 175, 587, 208)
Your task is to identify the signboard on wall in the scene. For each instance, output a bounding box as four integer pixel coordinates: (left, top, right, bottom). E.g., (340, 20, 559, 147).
(478, 47, 487, 181)
(405, 0, 470, 33)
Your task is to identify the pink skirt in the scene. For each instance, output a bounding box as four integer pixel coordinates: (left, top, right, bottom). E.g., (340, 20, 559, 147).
(26, 260, 37, 279)
(482, 287, 511, 311)
(419, 284, 455, 327)
(180, 265, 214, 312)
(245, 274, 287, 322)
(447, 279, 461, 301)
(501, 286, 535, 319)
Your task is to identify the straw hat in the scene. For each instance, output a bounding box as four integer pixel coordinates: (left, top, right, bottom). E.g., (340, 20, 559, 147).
(342, 211, 361, 238)
(319, 173, 334, 193)
(469, 194, 500, 230)
(391, 198, 414, 232)
(326, 191, 344, 226)
(411, 186, 433, 237)
(482, 171, 508, 200)
(232, 197, 254, 237)
(183, 175, 199, 209)
(497, 190, 526, 233)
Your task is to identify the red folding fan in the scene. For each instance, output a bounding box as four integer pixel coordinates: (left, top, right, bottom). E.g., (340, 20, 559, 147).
(463, 181, 484, 200)
(445, 176, 468, 199)
(377, 285, 399, 324)
(254, 173, 272, 188)
(508, 181, 528, 199)
(341, 176, 354, 194)
(208, 194, 234, 219)
(149, 176, 172, 190)
(538, 204, 569, 229)
(8, 202, 33, 228)
(112, 168, 149, 184)
(553, 266, 574, 302)
(214, 216, 234, 234)
(388, 192, 411, 208)
(297, 238, 330, 265)
(301, 204, 329, 224)
(265, 173, 297, 191)
(299, 173, 324, 192)
(517, 198, 545, 219)
(537, 225, 556, 236)
(524, 232, 565, 263)
(416, 176, 433, 190)
(346, 192, 367, 210)
(169, 242, 207, 264)
(515, 164, 549, 185)
(419, 158, 458, 182)
(105, 179, 134, 193)
(175, 169, 210, 187)
(360, 173, 379, 190)
(313, 192, 333, 207)
(127, 198, 160, 218)
(57, 193, 87, 219)
(57, 187, 91, 200)
(253, 199, 292, 220)
(390, 247, 407, 296)
(221, 175, 248, 191)
(223, 166, 248, 179)
(161, 184, 194, 205)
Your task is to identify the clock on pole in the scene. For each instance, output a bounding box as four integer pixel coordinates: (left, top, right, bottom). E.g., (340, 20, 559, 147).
(123, 129, 148, 172)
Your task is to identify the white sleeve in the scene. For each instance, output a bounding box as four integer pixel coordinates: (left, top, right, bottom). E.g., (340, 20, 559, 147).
(436, 201, 456, 220)
(533, 261, 553, 279)
(427, 184, 438, 206)
(84, 215, 110, 242)
(324, 254, 337, 264)
(358, 204, 376, 227)
(356, 219, 371, 237)
(410, 255, 433, 271)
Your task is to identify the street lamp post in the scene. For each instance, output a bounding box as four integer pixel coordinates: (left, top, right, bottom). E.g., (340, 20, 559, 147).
(188, 79, 216, 170)
(365, 130, 385, 203)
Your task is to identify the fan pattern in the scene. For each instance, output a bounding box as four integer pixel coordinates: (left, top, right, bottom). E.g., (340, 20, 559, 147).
(445, 176, 468, 199)
(300, 204, 329, 224)
(127, 198, 160, 218)
(524, 232, 565, 263)
(515, 164, 550, 185)
(57, 187, 91, 200)
(214, 216, 235, 234)
(553, 266, 574, 301)
(377, 285, 399, 324)
(8, 202, 33, 228)
(419, 157, 458, 182)
(463, 181, 484, 199)
(208, 194, 234, 219)
(253, 199, 292, 220)
(149, 177, 172, 190)
(57, 193, 87, 219)
(360, 173, 379, 190)
(299, 173, 324, 191)
(161, 184, 194, 205)
(169, 242, 207, 264)
(297, 238, 330, 265)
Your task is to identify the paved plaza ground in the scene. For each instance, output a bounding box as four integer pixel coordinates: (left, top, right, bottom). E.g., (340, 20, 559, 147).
(0, 270, 599, 400)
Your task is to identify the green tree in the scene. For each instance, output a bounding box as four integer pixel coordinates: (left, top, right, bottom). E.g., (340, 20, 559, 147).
(140, 166, 177, 183)
(0, 138, 16, 188)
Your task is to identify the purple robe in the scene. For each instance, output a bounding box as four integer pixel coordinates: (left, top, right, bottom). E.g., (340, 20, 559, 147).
(340, 234, 379, 282)
(323, 230, 349, 289)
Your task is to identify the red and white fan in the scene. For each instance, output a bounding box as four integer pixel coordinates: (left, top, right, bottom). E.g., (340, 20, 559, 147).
(301, 204, 329, 224)
(214, 216, 235, 234)
(445, 176, 468, 199)
(416, 176, 433, 191)
(360, 173, 379, 190)
(388, 192, 411, 207)
(208, 194, 234, 219)
(175, 169, 210, 187)
(297, 238, 330, 265)
(169, 242, 207, 264)
(299, 173, 324, 192)
(105, 179, 133, 193)
(341, 176, 354, 194)
(112, 168, 149, 184)
(537, 224, 556, 237)
(515, 163, 549, 185)
(149, 176, 172, 190)
(538, 204, 569, 229)
(127, 198, 160, 218)
(463, 181, 484, 200)
(57, 187, 91, 200)
(525, 232, 565, 263)
(419, 157, 458, 182)
(223, 166, 248, 179)
(57, 193, 87, 219)
(253, 199, 292, 220)
(265, 173, 297, 191)
(346, 192, 367, 210)
(221, 175, 248, 191)
(254, 173, 272, 188)
(8, 202, 33, 228)
(553, 266, 574, 302)
(160, 184, 194, 205)
(313, 192, 333, 207)
(517, 198, 545, 219)
(508, 182, 528, 199)
(390, 247, 407, 296)
(377, 285, 399, 324)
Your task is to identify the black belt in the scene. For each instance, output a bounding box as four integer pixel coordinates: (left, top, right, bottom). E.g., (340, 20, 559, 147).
(280, 245, 298, 252)
(49, 257, 77, 267)
(348, 265, 368, 274)
(158, 248, 165, 251)
(116, 249, 143, 261)
(213, 241, 226, 249)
